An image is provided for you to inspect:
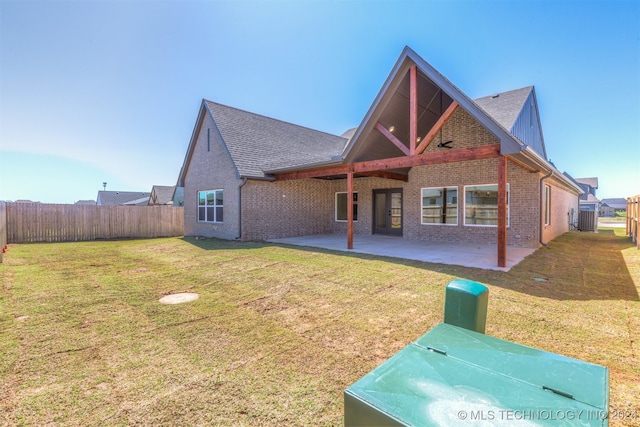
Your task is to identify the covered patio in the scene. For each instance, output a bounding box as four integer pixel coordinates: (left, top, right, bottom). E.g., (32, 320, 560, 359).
(267, 234, 536, 271)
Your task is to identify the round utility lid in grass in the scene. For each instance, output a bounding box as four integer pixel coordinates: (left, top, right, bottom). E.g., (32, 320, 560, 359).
(159, 293, 199, 304)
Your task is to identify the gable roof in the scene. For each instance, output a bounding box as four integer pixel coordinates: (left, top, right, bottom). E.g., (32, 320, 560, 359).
(150, 185, 176, 205)
(576, 177, 599, 189)
(341, 46, 526, 162)
(474, 87, 533, 130)
(178, 47, 581, 194)
(177, 101, 347, 183)
(96, 191, 150, 206)
(601, 198, 627, 209)
(474, 86, 547, 158)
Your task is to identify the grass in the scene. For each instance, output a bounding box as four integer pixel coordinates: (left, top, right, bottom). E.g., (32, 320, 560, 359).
(1, 230, 639, 426)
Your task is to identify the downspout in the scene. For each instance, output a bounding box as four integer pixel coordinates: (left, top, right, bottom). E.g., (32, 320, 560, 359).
(236, 177, 248, 240)
(539, 170, 553, 247)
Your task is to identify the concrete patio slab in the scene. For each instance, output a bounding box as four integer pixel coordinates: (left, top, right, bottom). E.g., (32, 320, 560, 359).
(267, 234, 536, 271)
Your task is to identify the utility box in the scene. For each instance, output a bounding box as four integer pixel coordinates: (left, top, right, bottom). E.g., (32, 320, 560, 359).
(344, 280, 609, 426)
(443, 279, 488, 333)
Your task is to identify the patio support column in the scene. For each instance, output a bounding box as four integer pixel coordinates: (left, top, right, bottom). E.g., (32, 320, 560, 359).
(497, 155, 507, 267)
(409, 65, 417, 155)
(347, 171, 354, 249)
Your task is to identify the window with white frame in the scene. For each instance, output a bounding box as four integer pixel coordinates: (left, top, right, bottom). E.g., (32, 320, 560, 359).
(198, 190, 223, 223)
(421, 187, 458, 225)
(464, 184, 509, 226)
(335, 192, 358, 221)
(544, 184, 551, 226)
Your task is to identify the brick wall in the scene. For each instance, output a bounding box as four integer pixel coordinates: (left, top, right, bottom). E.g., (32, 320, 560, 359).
(185, 107, 577, 249)
(542, 176, 580, 243)
(183, 113, 242, 239)
(403, 159, 541, 248)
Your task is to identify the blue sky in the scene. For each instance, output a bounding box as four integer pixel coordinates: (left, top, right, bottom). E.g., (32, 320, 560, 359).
(1, 0, 638, 203)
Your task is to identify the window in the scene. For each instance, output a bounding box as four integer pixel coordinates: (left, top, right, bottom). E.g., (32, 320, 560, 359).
(544, 184, 551, 226)
(464, 184, 509, 226)
(336, 192, 358, 221)
(198, 190, 223, 223)
(421, 187, 458, 225)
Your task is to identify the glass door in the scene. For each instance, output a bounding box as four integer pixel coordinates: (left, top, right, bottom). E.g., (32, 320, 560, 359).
(373, 189, 403, 235)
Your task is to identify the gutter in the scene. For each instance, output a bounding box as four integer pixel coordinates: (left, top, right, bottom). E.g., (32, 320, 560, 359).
(236, 177, 248, 240)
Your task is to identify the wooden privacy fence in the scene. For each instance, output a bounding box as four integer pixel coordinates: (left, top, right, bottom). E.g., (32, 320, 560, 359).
(4, 203, 184, 244)
(628, 195, 639, 249)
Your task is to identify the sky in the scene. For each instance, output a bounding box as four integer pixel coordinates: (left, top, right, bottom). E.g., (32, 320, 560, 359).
(0, 0, 638, 203)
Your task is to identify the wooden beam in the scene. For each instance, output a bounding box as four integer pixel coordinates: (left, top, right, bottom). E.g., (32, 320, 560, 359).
(355, 144, 500, 173)
(497, 155, 507, 268)
(415, 101, 459, 154)
(359, 171, 409, 182)
(347, 172, 354, 249)
(273, 144, 501, 181)
(410, 65, 417, 155)
(374, 122, 410, 156)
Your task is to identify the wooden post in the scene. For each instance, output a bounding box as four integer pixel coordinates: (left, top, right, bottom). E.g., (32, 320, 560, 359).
(410, 65, 417, 156)
(497, 155, 507, 267)
(347, 171, 354, 249)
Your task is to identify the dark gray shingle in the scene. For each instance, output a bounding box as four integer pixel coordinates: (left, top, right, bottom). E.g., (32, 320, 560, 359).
(206, 101, 348, 179)
(473, 86, 534, 131)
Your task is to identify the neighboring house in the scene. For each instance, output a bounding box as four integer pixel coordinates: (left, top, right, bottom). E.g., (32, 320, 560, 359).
(96, 191, 150, 206)
(600, 198, 627, 217)
(172, 186, 184, 207)
(574, 177, 600, 211)
(176, 46, 583, 268)
(563, 174, 599, 230)
(75, 200, 96, 205)
(149, 185, 176, 205)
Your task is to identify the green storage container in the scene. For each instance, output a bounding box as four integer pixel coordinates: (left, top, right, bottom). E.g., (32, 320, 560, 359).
(345, 279, 609, 425)
(344, 323, 609, 426)
(443, 279, 488, 333)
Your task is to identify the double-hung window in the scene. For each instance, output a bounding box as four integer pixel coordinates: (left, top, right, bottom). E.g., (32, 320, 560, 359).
(198, 190, 223, 223)
(464, 184, 509, 226)
(421, 187, 458, 225)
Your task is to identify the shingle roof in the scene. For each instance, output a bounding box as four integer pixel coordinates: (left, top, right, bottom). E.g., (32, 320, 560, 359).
(206, 101, 347, 179)
(601, 198, 627, 209)
(97, 191, 150, 206)
(580, 193, 600, 203)
(576, 177, 599, 189)
(150, 185, 176, 205)
(474, 86, 533, 131)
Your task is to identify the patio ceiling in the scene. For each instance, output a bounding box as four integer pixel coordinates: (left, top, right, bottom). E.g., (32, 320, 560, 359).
(349, 68, 455, 165)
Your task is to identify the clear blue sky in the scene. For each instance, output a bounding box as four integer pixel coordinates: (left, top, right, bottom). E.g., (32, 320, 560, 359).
(1, 0, 638, 203)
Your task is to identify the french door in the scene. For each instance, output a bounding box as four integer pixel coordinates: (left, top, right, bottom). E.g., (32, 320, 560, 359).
(373, 189, 403, 235)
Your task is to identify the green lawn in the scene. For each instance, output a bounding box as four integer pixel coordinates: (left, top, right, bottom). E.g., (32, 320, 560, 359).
(1, 231, 639, 426)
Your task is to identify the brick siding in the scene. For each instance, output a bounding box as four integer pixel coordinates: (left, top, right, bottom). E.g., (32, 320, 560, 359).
(185, 108, 578, 249)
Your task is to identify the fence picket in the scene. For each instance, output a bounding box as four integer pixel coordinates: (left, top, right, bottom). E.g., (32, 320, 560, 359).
(3, 203, 184, 244)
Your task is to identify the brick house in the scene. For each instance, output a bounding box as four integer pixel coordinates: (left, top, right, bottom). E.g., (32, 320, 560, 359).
(176, 47, 582, 267)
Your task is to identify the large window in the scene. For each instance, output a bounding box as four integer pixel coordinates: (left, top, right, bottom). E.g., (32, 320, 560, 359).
(421, 187, 458, 225)
(336, 192, 358, 221)
(544, 184, 551, 226)
(464, 184, 509, 226)
(198, 190, 223, 223)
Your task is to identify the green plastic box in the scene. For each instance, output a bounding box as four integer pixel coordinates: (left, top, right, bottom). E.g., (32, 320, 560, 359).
(345, 323, 609, 426)
(443, 279, 488, 333)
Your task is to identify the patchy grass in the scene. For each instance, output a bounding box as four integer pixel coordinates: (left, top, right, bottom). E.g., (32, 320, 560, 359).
(1, 232, 639, 426)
